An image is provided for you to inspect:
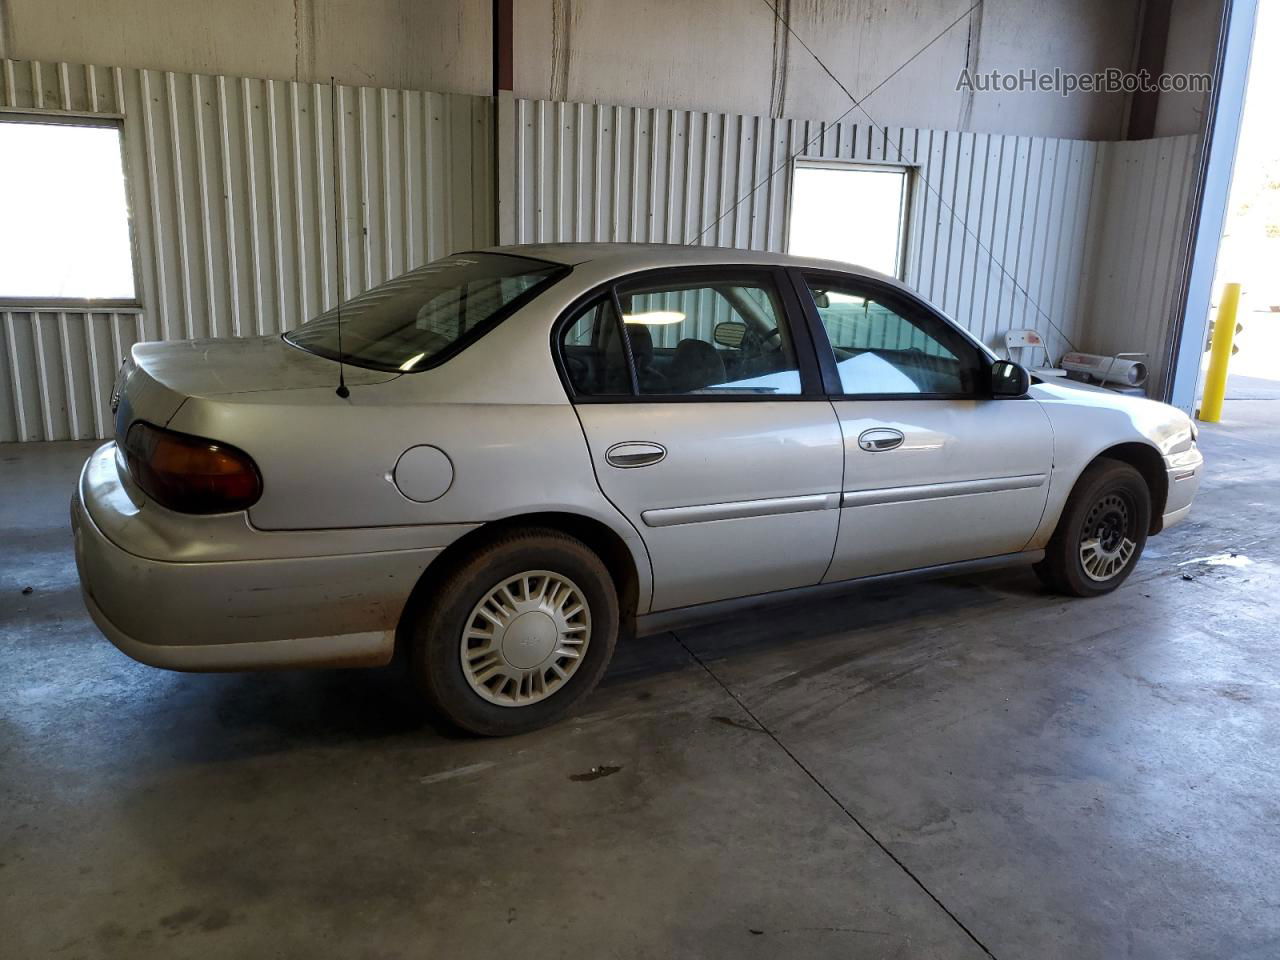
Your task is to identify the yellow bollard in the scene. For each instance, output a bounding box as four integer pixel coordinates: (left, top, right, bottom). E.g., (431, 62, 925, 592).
(1198, 282, 1241, 423)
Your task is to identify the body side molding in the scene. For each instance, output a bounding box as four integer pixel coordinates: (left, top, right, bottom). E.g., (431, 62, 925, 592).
(641, 492, 840, 528)
(841, 474, 1047, 509)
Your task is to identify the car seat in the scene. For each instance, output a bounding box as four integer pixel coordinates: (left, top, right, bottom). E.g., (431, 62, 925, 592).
(626, 324, 666, 392)
(669, 338, 726, 393)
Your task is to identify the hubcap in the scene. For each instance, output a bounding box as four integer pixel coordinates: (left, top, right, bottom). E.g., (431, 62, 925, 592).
(1078, 492, 1138, 582)
(460, 570, 591, 707)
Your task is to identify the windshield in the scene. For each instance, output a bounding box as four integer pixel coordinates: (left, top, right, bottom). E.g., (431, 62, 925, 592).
(285, 253, 566, 372)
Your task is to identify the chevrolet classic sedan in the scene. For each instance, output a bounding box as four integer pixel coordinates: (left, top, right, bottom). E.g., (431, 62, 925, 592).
(73, 244, 1204, 735)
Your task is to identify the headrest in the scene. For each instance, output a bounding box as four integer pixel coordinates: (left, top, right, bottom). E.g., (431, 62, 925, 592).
(627, 323, 654, 361)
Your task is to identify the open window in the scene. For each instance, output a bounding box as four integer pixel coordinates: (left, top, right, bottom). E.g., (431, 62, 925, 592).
(0, 117, 138, 305)
(787, 161, 911, 278)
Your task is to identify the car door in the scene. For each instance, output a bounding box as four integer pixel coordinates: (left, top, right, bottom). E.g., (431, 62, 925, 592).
(558, 266, 845, 612)
(792, 270, 1054, 582)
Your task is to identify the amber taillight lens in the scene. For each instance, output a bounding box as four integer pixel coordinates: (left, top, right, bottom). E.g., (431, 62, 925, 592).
(122, 422, 263, 514)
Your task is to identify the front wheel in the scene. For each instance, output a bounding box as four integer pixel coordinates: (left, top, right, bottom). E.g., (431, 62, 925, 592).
(1034, 459, 1151, 597)
(410, 528, 619, 736)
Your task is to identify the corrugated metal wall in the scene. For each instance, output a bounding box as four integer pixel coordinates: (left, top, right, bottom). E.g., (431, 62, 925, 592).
(0, 58, 494, 441)
(1080, 135, 1200, 395)
(0, 68, 1199, 442)
(509, 96, 1198, 384)
(511, 98, 1110, 363)
(1, 309, 144, 443)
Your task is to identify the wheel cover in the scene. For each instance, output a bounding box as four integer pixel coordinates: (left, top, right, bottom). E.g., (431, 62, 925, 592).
(460, 570, 591, 707)
(1078, 491, 1138, 582)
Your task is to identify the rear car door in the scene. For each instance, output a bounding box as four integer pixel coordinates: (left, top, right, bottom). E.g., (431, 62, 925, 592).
(558, 266, 845, 612)
(793, 270, 1054, 582)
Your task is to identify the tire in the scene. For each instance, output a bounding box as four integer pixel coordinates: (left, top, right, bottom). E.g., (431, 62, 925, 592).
(1034, 458, 1152, 598)
(410, 527, 619, 736)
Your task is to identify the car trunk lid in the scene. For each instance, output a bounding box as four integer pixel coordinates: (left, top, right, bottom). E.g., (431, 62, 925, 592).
(113, 335, 398, 440)
(133, 335, 397, 398)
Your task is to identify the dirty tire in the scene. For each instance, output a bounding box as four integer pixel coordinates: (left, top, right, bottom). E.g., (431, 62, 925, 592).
(1034, 458, 1151, 598)
(411, 528, 619, 736)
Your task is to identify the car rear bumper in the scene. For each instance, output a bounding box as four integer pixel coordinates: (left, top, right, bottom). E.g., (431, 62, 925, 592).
(77, 579, 393, 670)
(72, 444, 466, 672)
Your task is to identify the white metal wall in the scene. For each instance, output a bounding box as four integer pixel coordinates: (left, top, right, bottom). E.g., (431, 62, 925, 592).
(512, 98, 1202, 396)
(0, 68, 1199, 443)
(511, 98, 1109, 364)
(1080, 135, 1200, 396)
(0, 58, 494, 442)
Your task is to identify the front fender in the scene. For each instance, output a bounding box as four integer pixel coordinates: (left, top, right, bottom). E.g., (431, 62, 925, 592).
(1026, 383, 1197, 547)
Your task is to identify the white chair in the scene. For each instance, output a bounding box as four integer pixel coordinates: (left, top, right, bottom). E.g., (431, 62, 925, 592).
(1004, 328, 1067, 377)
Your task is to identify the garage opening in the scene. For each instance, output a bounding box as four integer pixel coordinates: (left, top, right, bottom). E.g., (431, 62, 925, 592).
(0, 117, 137, 305)
(1202, 0, 1280, 424)
(786, 161, 911, 278)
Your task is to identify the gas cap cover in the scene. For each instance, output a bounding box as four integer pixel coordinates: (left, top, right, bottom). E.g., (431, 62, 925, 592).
(393, 445, 454, 502)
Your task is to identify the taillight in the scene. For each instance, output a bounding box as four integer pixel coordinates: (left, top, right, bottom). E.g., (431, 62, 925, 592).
(122, 422, 263, 514)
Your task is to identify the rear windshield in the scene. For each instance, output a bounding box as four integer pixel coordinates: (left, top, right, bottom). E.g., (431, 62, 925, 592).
(285, 252, 566, 372)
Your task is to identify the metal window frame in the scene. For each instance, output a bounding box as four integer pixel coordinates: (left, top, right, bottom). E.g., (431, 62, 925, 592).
(0, 111, 144, 310)
(786, 158, 916, 281)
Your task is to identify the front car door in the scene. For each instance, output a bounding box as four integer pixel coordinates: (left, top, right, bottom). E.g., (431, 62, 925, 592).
(558, 266, 845, 612)
(792, 270, 1054, 582)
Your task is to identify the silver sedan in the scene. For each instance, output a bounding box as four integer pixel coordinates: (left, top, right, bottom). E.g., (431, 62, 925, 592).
(72, 244, 1204, 735)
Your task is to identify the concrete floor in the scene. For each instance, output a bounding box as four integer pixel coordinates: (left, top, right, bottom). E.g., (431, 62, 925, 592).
(3, 398, 1279, 959)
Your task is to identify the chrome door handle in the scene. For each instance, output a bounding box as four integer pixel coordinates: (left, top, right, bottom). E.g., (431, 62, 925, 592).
(606, 441, 667, 468)
(857, 427, 905, 452)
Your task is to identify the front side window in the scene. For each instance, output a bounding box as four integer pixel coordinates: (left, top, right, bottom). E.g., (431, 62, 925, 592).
(805, 277, 983, 396)
(614, 274, 802, 396)
(287, 253, 565, 372)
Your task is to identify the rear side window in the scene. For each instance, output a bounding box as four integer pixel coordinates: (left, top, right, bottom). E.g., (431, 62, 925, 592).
(287, 253, 565, 372)
(562, 298, 634, 396)
(615, 274, 802, 396)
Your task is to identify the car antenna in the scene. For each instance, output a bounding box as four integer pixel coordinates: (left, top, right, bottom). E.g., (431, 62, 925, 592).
(330, 75, 350, 399)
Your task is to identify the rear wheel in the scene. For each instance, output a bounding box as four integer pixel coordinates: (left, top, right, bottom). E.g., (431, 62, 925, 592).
(1034, 459, 1151, 597)
(410, 528, 619, 736)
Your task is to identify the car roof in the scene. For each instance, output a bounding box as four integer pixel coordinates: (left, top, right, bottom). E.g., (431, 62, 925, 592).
(479, 242, 1000, 363)
(482, 241, 899, 282)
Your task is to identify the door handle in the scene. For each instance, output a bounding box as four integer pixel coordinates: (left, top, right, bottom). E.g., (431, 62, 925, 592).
(606, 441, 667, 468)
(857, 427, 905, 452)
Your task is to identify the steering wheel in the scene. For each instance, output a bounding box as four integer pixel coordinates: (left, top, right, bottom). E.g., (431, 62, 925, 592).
(738, 325, 779, 354)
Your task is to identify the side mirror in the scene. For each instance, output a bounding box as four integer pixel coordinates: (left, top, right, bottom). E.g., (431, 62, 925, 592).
(713, 321, 747, 348)
(990, 360, 1030, 397)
